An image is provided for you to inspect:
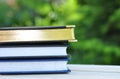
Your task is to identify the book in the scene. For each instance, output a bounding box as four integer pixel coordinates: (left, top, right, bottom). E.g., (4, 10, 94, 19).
(0, 58, 70, 74)
(0, 45, 68, 59)
(0, 25, 76, 75)
(0, 41, 68, 59)
(0, 25, 76, 43)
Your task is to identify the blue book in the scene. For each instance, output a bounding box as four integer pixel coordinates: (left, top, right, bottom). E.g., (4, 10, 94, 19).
(0, 58, 70, 74)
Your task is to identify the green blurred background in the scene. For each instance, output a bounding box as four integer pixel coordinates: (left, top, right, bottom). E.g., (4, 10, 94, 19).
(0, 0, 120, 65)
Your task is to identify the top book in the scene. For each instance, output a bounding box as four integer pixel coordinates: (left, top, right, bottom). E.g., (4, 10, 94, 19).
(0, 25, 76, 43)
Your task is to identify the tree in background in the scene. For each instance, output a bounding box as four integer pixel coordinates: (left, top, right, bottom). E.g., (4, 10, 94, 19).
(70, 0, 120, 64)
(0, 0, 120, 65)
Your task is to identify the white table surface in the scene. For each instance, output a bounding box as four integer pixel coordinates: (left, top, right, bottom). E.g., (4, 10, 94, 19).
(0, 64, 120, 79)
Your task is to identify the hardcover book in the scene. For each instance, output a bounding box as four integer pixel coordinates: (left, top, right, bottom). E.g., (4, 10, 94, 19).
(0, 41, 69, 59)
(0, 25, 76, 43)
(0, 44, 68, 59)
(0, 58, 70, 74)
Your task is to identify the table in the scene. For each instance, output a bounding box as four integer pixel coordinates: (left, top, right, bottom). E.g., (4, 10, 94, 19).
(1, 64, 120, 79)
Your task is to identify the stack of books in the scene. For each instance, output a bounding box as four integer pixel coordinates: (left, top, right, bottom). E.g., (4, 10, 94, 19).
(0, 25, 76, 74)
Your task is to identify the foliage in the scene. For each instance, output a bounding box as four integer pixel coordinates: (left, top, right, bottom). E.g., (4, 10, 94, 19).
(0, 0, 120, 65)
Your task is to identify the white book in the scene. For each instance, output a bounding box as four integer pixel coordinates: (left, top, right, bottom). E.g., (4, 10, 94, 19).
(0, 46, 67, 58)
(0, 59, 70, 74)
